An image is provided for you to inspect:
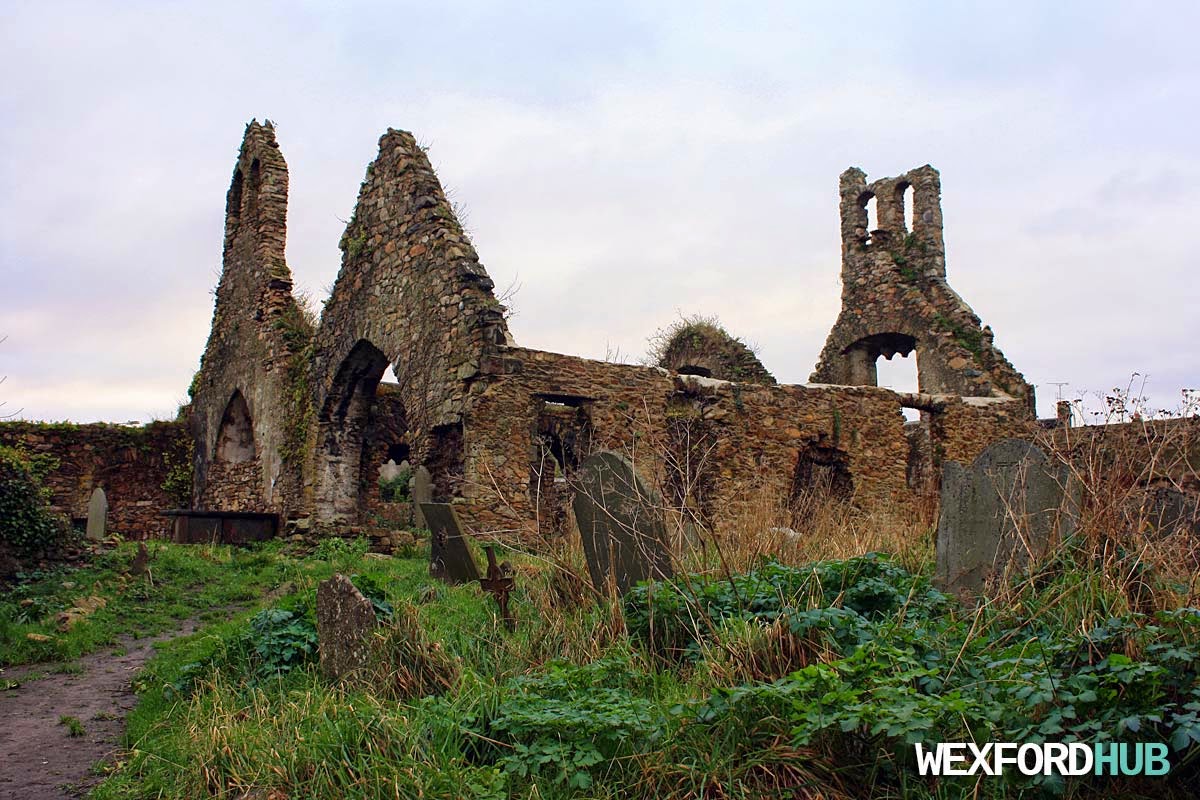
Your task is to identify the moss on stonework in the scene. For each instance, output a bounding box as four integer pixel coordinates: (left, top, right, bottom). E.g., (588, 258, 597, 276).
(931, 313, 984, 358)
(161, 428, 195, 507)
(649, 314, 775, 386)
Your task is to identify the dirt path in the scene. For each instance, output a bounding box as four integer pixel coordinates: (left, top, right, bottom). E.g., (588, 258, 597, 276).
(0, 621, 200, 800)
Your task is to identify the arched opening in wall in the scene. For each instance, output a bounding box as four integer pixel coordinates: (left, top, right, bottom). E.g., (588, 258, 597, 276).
(215, 390, 256, 463)
(530, 395, 593, 538)
(863, 193, 878, 243)
(876, 351, 921, 422)
(315, 339, 390, 522)
(842, 332, 917, 389)
(677, 364, 713, 378)
(790, 444, 853, 528)
(900, 182, 915, 233)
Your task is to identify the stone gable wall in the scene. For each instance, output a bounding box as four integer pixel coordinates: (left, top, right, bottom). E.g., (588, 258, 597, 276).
(307, 129, 510, 522)
(190, 121, 311, 517)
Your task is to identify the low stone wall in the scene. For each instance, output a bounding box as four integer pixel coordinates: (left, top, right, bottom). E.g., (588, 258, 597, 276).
(455, 346, 917, 537)
(0, 420, 189, 540)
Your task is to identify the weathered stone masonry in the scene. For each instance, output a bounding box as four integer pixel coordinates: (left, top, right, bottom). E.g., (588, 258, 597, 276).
(184, 125, 1043, 542)
(190, 121, 312, 518)
(2, 122, 1061, 545)
(0, 421, 189, 540)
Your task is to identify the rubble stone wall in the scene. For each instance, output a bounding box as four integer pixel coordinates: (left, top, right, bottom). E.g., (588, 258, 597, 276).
(0, 421, 188, 540)
(308, 129, 510, 523)
(455, 346, 917, 536)
(189, 121, 311, 517)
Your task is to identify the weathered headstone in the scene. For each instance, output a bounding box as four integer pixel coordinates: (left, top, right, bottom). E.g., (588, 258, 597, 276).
(316, 573, 378, 681)
(85, 487, 107, 541)
(571, 451, 673, 596)
(411, 465, 433, 529)
(1138, 486, 1200, 538)
(936, 438, 1078, 597)
(421, 502, 481, 584)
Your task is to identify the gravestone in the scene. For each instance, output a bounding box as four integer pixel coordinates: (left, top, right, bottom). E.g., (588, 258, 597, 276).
(411, 465, 433, 529)
(85, 487, 108, 541)
(421, 502, 480, 584)
(936, 438, 1078, 597)
(1138, 486, 1200, 538)
(316, 574, 378, 681)
(571, 451, 673, 596)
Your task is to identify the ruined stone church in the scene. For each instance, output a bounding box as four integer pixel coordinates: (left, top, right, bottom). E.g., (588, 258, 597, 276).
(185, 120, 1036, 544)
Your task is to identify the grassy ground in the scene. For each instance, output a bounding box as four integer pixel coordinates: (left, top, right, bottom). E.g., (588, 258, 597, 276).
(0, 540, 295, 668)
(0, 503, 1175, 800)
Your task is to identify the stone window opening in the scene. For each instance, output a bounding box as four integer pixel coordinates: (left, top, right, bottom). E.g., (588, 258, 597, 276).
(876, 348, 921, 422)
(899, 182, 915, 234)
(791, 444, 854, 525)
(378, 443, 411, 505)
(529, 399, 593, 537)
(677, 364, 713, 378)
(215, 390, 256, 463)
(861, 192, 878, 245)
(842, 332, 917, 389)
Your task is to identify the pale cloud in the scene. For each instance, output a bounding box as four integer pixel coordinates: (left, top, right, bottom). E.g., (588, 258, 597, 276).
(2, 1, 1198, 423)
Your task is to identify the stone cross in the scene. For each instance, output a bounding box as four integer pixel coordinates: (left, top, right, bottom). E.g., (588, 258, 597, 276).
(85, 487, 108, 541)
(936, 438, 1079, 597)
(420, 502, 481, 584)
(316, 574, 378, 681)
(571, 451, 673, 596)
(411, 465, 433, 529)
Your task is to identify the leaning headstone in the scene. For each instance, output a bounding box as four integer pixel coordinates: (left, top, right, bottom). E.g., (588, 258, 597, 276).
(421, 502, 481, 584)
(85, 487, 108, 541)
(411, 465, 433, 529)
(316, 574, 378, 681)
(572, 451, 673, 596)
(936, 438, 1079, 597)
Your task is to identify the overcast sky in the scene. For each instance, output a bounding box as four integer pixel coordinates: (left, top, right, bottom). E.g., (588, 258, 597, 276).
(2, 1, 1197, 423)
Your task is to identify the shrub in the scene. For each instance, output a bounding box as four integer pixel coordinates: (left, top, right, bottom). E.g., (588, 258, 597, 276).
(378, 465, 412, 504)
(0, 445, 68, 561)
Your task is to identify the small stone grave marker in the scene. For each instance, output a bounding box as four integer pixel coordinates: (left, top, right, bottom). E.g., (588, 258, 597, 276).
(421, 502, 481, 584)
(85, 487, 108, 541)
(316, 574, 378, 681)
(411, 465, 433, 529)
(571, 451, 673, 596)
(936, 438, 1078, 597)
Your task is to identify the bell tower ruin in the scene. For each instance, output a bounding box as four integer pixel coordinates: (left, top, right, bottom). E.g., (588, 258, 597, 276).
(810, 165, 1034, 415)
